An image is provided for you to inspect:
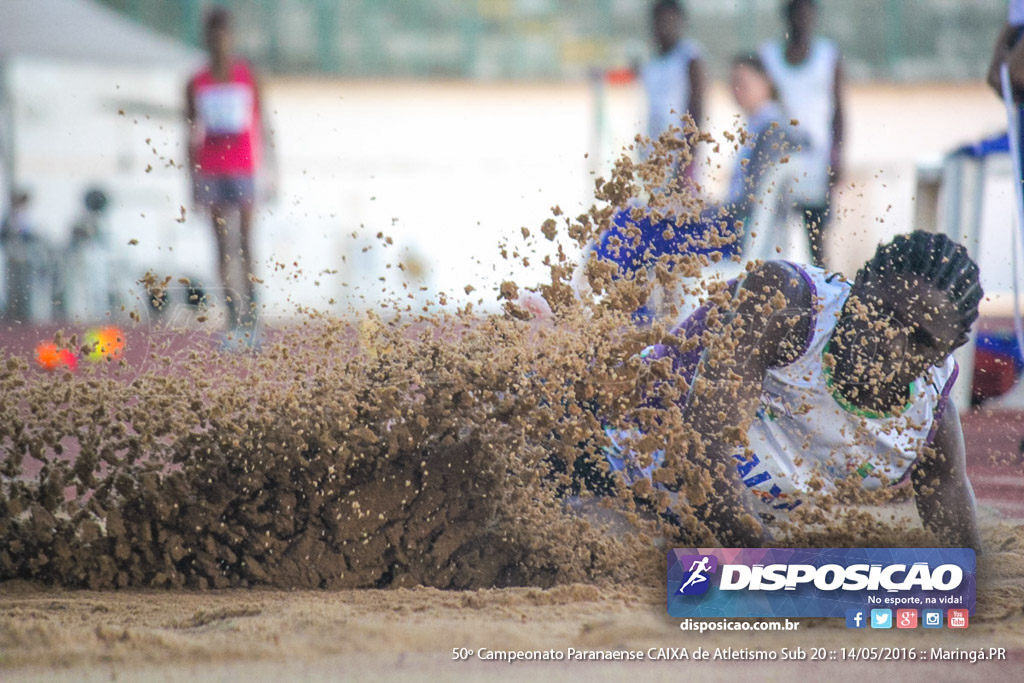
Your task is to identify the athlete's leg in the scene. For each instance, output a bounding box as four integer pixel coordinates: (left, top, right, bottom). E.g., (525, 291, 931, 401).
(210, 203, 237, 329)
(802, 204, 830, 268)
(238, 201, 256, 328)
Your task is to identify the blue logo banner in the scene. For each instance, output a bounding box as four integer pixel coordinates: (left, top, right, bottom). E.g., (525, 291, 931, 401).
(667, 548, 976, 618)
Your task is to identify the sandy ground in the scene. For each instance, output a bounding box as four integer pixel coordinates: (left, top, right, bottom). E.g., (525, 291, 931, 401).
(6, 72, 1024, 682)
(2, 499, 1023, 682)
(0, 582, 1021, 681)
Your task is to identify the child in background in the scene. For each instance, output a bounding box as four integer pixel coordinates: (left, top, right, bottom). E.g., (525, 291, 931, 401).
(595, 55, 803, 323)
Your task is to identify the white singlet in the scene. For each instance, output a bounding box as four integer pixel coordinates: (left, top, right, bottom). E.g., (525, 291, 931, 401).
(195, 82, 254, 136)
(759, 38, 839, 206)
(643, 39, 703, 140)
(735, 264, 957, 513)
(1010, 0, 1024, 27)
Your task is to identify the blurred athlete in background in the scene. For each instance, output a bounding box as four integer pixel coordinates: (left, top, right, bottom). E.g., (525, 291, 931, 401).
(186, 8, 274, 335)
(642, 0, 707, 181)
(595, 55, 803, 323)
(760, 0, 845, 268)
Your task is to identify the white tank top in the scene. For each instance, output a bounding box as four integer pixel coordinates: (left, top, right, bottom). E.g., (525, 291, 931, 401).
(1011, 0, 1024, 27)
(643, 39, 703, 140)
(759, 38, 838, 204)
(605, 264, 958, 522)
(738, 264, 958, 514)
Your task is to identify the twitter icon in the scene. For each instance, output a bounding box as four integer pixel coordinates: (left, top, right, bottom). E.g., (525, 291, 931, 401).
(870, 609, 892, 629)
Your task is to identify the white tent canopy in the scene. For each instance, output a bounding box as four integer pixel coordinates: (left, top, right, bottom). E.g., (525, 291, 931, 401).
(0, 0, 202, 213)
(0, 0, 202, 65)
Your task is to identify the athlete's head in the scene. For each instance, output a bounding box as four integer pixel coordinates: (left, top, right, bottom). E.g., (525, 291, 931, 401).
(204, 7, 233, 61)
(84, 188, 108, 214)
(834, 231, 982, 391)
(731, 54, 777, 115)
(652, 0, 685, 54)
(784, 0, 818, 41)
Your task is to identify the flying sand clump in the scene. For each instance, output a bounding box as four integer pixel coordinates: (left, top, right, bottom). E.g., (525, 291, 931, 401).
(0, 118, 997, 590)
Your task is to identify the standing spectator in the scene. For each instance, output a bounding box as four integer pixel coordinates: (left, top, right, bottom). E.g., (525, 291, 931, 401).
(987, 1, 1024, 100)
(988, 2, 1024, 160)
(594, 55, 805, 324)
(759, 0, 845, 268)
(186, 7, 272, 334)
(61, 188, 112, 322)
(642, 0, 707, 179)
(986, 1, 1024, 410)
(1, 190, 53, 322)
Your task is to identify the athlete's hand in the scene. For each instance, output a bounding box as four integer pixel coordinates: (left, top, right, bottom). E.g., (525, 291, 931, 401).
(517, 290, 553, 320)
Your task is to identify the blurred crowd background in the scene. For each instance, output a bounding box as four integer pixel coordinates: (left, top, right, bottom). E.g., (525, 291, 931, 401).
(0, 0, 1017, 343)
(103, 0, 1001, 81)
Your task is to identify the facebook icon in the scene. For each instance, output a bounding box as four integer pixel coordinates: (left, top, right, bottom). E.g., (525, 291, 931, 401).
(846, 608, 867, 629)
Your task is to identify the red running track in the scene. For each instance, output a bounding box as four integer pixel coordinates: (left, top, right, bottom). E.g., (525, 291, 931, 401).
(961, 408, 1024, 520)
(2, 321, 1023, 518)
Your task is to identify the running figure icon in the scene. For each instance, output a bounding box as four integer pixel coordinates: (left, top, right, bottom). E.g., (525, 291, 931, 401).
(679, 556, 712, 593)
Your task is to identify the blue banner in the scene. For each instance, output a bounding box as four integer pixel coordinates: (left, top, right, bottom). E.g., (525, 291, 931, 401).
(667, 548, 976, 618)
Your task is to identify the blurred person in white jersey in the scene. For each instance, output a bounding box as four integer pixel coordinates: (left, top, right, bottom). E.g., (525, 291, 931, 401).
(759, 0, 845, 268)
(642, 0, 707, 181)
(186, 8, 274, 337)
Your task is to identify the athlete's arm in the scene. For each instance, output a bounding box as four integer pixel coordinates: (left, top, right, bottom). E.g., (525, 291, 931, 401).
(185, 79, 198, 179)
(830, 56, 845, 183)
(683, 261, 811, 546)
(253, 73, 278, 201)
(911, 400, 982, 552)
(988, 22, 1017, 96)
(687, 56, 706, 134)
(680, 56, 707, 181)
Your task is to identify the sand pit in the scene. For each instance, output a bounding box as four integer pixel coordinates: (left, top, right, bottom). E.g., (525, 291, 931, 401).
(3, 131, 1024, 681)
(1, 517, 1023, 681)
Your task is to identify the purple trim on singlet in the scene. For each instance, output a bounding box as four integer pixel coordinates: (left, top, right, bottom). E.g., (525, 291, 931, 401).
(658, 278, 742, 385)
(782, 260, 818, 352)
(648, 262, 818, 390)
(925, 361, 960, 446)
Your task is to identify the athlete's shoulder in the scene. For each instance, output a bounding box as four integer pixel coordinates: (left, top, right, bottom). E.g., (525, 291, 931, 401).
(813, 36, 841, 62)
(738, 260, 812, 307)
(189, 66, 211, 87)
(227, 59, 258, 84)
(680, 39, 705, 60)
(738, 261, 815, 363)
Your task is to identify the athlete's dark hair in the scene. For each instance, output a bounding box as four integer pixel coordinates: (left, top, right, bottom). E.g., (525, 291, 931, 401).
(205, 6, 231, 34)
(785, 0, 818, 17)
(653, 0, 685, 18)
(84, 188, 108, 213)
(854, 230, 983, 347)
